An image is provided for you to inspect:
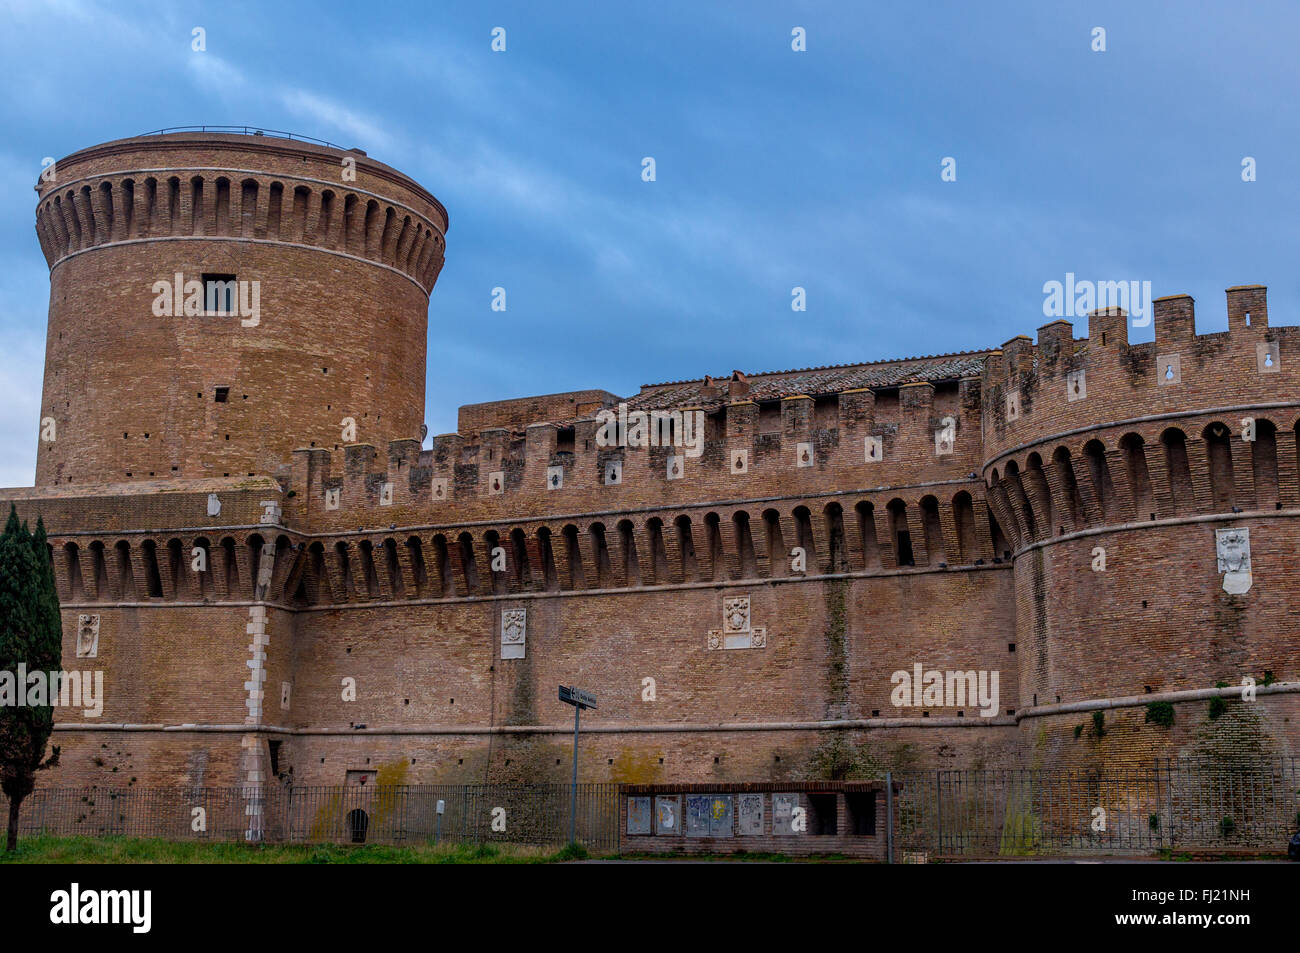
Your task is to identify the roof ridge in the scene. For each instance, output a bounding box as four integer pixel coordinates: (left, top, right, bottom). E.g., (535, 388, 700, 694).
(639, 346, 992, 389)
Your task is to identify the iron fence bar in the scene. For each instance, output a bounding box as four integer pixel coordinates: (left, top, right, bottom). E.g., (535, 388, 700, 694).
(5, 765, 1296, 854)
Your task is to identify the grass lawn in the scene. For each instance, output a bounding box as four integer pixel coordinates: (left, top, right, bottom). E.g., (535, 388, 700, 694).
(0, 835, 594, 864)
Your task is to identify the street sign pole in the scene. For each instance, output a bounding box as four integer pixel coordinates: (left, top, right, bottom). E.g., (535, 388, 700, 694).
(558, 684, 597, 848)
(570, 703, 580, 845)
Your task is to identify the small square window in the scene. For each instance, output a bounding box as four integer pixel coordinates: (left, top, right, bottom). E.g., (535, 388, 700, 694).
(215, 387, 229, 403)
(202, 274, 237, 315)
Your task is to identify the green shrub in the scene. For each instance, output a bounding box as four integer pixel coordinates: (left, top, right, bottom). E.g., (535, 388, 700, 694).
(1144, 701, 1175, 728)
(1208, 696, 1225, 720)
(1091, 710, 1105, 737)
(1148, 814, 1160, 830)
(1073, 724, 1083, 739)
(1219, 816, 1235, 838)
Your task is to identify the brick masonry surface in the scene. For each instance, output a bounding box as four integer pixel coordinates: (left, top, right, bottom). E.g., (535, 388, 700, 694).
(4, 132, 1298, 794)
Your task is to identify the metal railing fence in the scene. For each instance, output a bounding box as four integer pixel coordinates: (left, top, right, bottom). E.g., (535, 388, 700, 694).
(5, 782, 621, 851)
(894, 758, 1300, 857)
(7, 760, 1298, 857)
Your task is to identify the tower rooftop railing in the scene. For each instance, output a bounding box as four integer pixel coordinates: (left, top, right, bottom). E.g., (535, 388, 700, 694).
(138, 125, 350, 151)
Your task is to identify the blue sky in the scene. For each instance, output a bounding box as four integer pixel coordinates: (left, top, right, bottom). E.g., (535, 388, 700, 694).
(1, 0, 1297, 486)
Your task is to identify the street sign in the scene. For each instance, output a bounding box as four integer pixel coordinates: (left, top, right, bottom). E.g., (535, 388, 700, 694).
(558, 685, 597, 710)
(559, 684, 598, 845)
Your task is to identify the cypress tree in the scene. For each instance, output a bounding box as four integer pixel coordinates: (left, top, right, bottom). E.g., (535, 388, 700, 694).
(0, 505, 62, 850)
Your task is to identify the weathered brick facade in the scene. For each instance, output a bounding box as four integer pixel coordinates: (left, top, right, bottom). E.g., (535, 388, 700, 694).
(6, 132, 1297, 793)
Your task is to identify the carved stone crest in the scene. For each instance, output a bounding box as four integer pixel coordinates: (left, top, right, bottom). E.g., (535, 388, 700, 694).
(1216, 528, 1252, 594)
(1216, 528, 1250, 573)
(501, 607, 526, 659)
(76, 613, 100, 659)
(709, 596, 766, 650)
(723, 597, 750, 633)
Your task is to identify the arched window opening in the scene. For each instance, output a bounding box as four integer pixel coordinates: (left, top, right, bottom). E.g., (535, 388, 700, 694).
(1161, 428, 1194, 516)
(114, 540, 135, 600)
(1052, 447, 1083, 530)
(825, 503, 848, 572)
(762, 509, 786, 576)
(1252, 419, 1279, 507)
(1203, 423, 1235, 510)
(64, 543, 84, 601)
(617, 520, 640, 587)
(1119, 434, 1155, 520)
(590, 523, 612, 588)
(792, 506, 815, 571)
(856, 501, 880, 568)
(675, 516, 698, 581)
(382, 538, 403, 597)
(1083, 440, 1116, 521)
(920, 496, 945, 565)
(953, 492, 977, 563)
(456, 532, 479, 594)
(405, 536, 428, 597)
(562, 525, 585, 589)
(141, 539, 164, 598)
(732, 511, 758, 578)
(536, 527, 559, 591)
(888, 499, 913, 567)
(646, 518, 670, 584)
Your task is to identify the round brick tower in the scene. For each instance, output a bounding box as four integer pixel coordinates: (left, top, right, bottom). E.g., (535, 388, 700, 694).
(981, 293, 1300, 766)
(32, 130, 447, 486)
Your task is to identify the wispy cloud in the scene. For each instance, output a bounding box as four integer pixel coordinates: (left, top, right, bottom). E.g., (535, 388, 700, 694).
(277, 88, 398, 156)
(185, 53, 249, 98)
(0, 327, 43, 488)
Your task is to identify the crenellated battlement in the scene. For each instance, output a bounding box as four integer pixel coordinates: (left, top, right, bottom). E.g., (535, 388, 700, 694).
(274, 281, 1297, 548)
(284, 371, 990, 530)
(33, 132, 446, 291)
(981, 285, 1297, 470)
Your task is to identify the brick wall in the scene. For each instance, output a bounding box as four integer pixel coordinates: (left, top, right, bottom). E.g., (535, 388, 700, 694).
(7, 131, 1299, 795)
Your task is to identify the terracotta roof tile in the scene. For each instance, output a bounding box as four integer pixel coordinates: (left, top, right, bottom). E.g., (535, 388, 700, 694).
(628, 350, 989, 411)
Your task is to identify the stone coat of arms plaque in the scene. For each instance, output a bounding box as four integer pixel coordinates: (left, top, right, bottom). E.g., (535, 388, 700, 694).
(501, 607, 526, 659)
(1216, 528, 1252, 594)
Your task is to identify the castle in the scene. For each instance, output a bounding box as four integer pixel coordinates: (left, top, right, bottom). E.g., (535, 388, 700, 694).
(6, 130, 1297, 794)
